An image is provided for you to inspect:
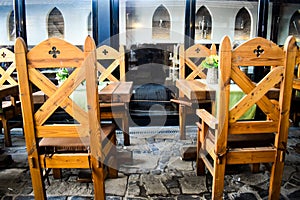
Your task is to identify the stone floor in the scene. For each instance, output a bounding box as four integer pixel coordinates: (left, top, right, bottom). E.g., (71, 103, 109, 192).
(0, 126, 300, 200)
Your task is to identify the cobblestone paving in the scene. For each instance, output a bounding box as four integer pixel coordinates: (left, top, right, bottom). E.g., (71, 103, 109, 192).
(0, 126, 300, 200)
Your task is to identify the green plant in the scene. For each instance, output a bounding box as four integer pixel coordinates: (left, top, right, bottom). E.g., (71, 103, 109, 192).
(201, 55, 219, 68)
(56, 68, 69, 82)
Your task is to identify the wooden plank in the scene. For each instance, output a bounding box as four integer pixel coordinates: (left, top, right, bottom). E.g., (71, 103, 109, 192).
(229, 121, 278, 134)
(176, 80, 211, 100)
(15, 37, 47, 200)
(99, 82, 119, 102)
(196, 109, 218, 129)
(35, 125, 89, 138)
(293, 79, 300, 90)
(39, 154, 90, 168)
(112, 81, 133, 103)
(226, 147, 276, 164)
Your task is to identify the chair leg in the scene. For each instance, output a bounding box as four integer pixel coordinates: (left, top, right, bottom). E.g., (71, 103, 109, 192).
(91, 158, 106, 200)
(107, 132, 118, 178)
(52, 168, 62, 179)
(196, 129, 205, 175)
(122, 112, 130, 146)
(212, 158, 226, 200)
(2, 119, 12, 147)
(251, 163, 260, 173)
(179, 104, 186, 140)
(29, 160, 47, 199)
(268, 156, 285, 199)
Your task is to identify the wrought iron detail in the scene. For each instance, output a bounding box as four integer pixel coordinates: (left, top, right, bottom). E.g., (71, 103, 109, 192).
(49, 47, 60, 58)
(1, 52, 6, 58)
(253, 45, 264, 57)
(102, 49, 108, 55)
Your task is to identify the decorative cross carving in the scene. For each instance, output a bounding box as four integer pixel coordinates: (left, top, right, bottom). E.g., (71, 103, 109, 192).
(102, 49, 108, 55)
(253, 45, 264, 57)
(49, 47, 60, 58)
(1, 52, 6, 58)
(195, 48, 201, 53)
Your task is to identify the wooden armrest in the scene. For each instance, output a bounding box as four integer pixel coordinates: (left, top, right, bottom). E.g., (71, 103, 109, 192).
(170, 99, 192, 107)
(293, 78, 300, 90)
(196, 109, 218, 129)
(100, 102, 125, 108)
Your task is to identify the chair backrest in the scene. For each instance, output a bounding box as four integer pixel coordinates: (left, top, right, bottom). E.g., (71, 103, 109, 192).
(15, 36, 103, 198)
(96, 45, 125, 82)
(0, 47, 18, 86)
(217, 36, 296, 153)
(179, 43, 217, 80)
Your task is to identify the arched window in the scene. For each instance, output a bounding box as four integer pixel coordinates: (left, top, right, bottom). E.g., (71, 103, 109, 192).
(289, 10, 300, 43)
(88, 12, 92, 36)
(234, 7, 251, 41)
(47, 7, 64, 38)
(195, 6, 212, 40)
(8, 11, 15, 41)
(152, 5, 170, 39)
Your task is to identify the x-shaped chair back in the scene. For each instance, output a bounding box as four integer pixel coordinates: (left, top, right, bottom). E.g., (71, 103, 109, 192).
(179, 43, 217, 81)
(197, 35, 296, 199)
(0, 47, 18, 86)
(96, 45, 125, 82)
(15, 36, 110, 199)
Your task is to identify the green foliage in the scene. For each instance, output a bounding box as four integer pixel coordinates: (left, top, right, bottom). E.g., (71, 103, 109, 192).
(201, 55, 219, 68)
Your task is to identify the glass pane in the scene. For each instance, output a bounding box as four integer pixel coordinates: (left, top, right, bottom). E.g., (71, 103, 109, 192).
(25, 0, 92, 46)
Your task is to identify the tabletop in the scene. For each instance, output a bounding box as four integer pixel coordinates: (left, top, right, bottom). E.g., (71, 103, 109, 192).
(0, 85, 19, 99)
(33, 81, 133, 104)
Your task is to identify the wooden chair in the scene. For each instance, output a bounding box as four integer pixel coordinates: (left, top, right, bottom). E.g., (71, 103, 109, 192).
(291, 47, 300, 126)
(196, 36, 296, 199)
(171, 43, 217, 139)
(0, 47, 22, 147)
(96, 45, 130, 145)
(15, 36, 117, 200)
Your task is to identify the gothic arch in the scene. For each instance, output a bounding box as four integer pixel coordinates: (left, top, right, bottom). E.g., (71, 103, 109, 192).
(47, 7, 64, 38)
(152, 4, 170, 39)
(8, 10, 15, 41)
(88, 12, 92, 36)
(195, 6, 212, 40)
(289, 10, 300, 42)
(234, 7, 251, 41)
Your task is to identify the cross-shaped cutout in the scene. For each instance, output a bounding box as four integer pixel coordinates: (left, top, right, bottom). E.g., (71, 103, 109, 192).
(49, 47, 60, 58)
(102, 49, 108, 55)
(1, 52, 6, 58)
(195, 48, 201, 53)
(253, 45, 264, 57)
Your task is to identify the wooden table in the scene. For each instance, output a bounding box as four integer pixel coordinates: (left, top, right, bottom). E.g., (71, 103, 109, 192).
(99, 82, 133, 103)
(0, 85, 19, 162)
(33, 82, 133, 104)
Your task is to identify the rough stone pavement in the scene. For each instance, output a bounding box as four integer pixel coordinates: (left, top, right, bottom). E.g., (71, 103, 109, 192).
(0, 126, 300, 200)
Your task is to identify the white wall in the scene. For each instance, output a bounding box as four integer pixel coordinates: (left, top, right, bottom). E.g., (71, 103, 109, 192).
(0, 1, 91, 46)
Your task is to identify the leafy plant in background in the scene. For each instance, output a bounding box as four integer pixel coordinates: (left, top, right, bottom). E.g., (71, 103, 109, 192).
(201, 55, 219, 68)
(56, 68, 69, 83)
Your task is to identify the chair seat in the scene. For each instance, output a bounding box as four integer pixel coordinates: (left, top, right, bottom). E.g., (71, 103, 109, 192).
(39, 124, 116, 152)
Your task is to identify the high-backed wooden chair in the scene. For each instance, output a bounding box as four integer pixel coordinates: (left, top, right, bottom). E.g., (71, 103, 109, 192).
(0, 47, 22, 146)
(172, 43, 217, 139)
(196, 36, 296, 199)
(291, 47, 300, 126)
(15, 36, 117, 200)
(96, 45, 130, 145)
